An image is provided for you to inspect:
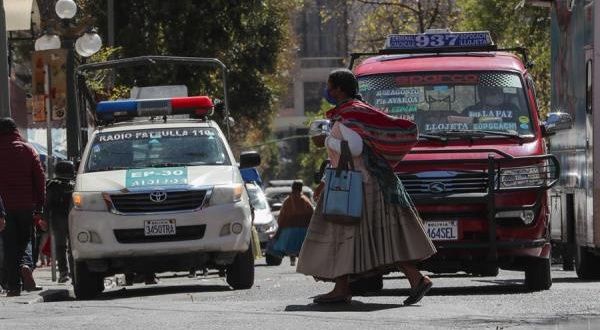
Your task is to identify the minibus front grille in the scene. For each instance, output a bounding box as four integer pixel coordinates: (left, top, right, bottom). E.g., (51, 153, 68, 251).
(110, 190, 207, 213)
(399, 173, 488, 194)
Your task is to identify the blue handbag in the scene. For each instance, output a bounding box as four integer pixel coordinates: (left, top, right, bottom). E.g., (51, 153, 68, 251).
(322, 140, 363, 225)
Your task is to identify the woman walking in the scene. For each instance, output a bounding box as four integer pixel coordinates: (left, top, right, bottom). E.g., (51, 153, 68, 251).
(297, 69, 436, 305)
(269, 181, 313, 266)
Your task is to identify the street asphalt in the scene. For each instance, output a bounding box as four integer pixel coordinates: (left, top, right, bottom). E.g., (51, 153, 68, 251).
(1, 259, 599, 329)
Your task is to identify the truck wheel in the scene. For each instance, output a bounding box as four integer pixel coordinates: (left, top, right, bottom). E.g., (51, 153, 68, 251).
(350, 274, 384, 295)
(524, 258, 552, 291)
(575, 246, 600, 280)
(226, 247, 255, 290)
(73, 261, 105, 300)
(265, 253, 282, 266)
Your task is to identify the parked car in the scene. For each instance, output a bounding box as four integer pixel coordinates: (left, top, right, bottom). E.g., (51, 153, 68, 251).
(246, 182, 277, 247)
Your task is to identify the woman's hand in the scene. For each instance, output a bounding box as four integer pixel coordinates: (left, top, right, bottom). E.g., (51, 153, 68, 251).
(0, 216, 5, 232)
(314, 181, 325, 201)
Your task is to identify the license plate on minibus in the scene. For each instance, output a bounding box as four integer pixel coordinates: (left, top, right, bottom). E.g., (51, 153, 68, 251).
(144, 219, 176, 236)
(425, 220, 458, 241)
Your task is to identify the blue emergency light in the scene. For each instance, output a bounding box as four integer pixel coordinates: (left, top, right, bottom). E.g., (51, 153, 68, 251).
(96, 96, 214, 121)
(384, 30, 493, 50)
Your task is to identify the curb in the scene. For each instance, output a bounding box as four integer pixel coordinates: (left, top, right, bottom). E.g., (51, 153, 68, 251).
(26, 288, 71, 304)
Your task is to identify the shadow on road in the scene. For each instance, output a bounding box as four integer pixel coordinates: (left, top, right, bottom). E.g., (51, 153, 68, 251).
(285, 301, 404, 312)
(363, 281, 531, 297)
(96, 284, 231, 300)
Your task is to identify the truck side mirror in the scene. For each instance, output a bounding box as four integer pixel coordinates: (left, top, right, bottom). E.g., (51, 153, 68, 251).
(542, 112, 573, 136)
(239, 151, 260, 169)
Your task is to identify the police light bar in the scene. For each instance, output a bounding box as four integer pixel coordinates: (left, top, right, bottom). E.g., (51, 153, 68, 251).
(384, 30, 494, 50)
(96, 96, 214, 121)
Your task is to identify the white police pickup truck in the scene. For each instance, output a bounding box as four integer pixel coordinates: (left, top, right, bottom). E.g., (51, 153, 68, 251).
(68, 90, 260, 299)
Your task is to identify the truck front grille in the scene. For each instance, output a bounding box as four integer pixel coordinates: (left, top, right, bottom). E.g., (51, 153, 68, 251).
(114, 225, 206, 243)
(110, 190, 208, 213)
(399, 172, 489, 194)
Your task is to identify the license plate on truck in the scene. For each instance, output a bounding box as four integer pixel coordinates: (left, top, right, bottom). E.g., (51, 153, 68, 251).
(144, 219, 176, 236)
(426, 220, 458, 241)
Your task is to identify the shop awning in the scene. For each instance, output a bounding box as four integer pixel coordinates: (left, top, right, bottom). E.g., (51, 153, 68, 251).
(4, 0, 34, 31)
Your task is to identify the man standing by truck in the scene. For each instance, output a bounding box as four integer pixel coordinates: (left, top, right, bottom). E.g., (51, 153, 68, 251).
(0, 118, 46, 296)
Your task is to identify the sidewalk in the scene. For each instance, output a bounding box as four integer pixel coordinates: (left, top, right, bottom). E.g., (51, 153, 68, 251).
(2, 266, 71, 304)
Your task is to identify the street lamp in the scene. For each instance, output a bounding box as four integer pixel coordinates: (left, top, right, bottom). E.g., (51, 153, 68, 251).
(34, 0, 102, 159)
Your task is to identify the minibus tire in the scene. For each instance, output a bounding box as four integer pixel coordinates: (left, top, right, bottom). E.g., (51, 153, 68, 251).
(350, 274, 384, 295)
(524, 258, 552, 291)
(265, 253, 282, 266)
(575, 246, 600, 280)
(226, 247, 255, 289)
(73, 261, 105, 300)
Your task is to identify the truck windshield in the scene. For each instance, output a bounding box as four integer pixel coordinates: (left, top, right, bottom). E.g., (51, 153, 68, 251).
(358, 71, 534, 137)
(86, 127, 231, 172)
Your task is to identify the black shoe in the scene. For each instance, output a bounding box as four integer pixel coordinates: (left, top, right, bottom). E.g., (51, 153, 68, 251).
(403, 276, 432, 306)
(313, 294, 352, 304)
(58, 274, 70, 283)
(6, 289, 21, 297)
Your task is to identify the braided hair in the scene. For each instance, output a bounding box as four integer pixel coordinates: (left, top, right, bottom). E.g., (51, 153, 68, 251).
(328, 69, 363, 101)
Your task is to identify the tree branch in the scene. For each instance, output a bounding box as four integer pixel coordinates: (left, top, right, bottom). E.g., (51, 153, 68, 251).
(355, 0, 418, 14)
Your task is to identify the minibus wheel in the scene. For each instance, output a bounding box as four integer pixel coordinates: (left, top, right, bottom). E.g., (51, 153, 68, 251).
(226, 247, 255, 289)
(524, 257, 552, 291)
(350, 274, 384, 295)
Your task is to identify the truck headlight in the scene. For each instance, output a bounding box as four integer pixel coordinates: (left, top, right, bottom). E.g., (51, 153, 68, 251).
(499, 166, 544, 188)
(72, 192, 110, 211)
(208, 184, 244, 206)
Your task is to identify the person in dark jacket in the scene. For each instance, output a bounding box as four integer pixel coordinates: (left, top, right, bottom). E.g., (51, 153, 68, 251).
(0, 118, 46, 297)
(46, 161, 75, 283)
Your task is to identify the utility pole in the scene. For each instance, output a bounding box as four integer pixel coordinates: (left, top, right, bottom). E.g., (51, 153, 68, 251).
(0, 0, 11, 117)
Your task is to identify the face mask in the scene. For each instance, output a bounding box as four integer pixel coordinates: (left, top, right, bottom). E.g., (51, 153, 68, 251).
(323, 87, 337, 105)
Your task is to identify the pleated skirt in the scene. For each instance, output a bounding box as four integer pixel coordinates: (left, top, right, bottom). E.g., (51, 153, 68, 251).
(296, 177, 437, 281)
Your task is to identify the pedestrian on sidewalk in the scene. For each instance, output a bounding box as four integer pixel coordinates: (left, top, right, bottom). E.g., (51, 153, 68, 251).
(268, 181, 313, 266)
(296, 69, 436, 305)
(46, 161, 75, 283)
(0, 118, 46, 297)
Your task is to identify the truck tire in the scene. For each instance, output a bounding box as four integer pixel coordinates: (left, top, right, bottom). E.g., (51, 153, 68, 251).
(575, 246, 600, 280)
(226, 247, 255, 290)
(524, 258, 552, 291)
(350, 274, 384, 295)
(265, 253, 282, 266)
(73, 261, 105, 300)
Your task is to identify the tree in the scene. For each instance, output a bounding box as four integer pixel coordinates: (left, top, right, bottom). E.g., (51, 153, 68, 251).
(457, 0, 551, 115)
(346, 0, 461, 52)
(79, 0, 299, 146)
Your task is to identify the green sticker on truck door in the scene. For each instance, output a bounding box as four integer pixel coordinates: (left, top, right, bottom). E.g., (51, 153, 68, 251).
(126, 167, 188, 187)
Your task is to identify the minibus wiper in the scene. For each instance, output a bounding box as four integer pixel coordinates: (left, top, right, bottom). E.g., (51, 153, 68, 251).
(430, 129, 486, 138)
(469, 129, 527, 141)
(418, 133, 448, 142)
